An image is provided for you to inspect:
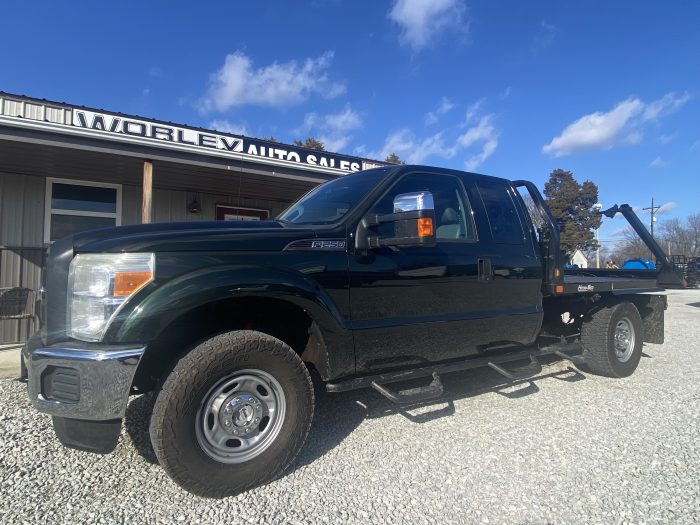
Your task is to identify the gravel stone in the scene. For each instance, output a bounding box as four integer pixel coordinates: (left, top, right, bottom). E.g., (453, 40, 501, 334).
(1, 289, 699, 524)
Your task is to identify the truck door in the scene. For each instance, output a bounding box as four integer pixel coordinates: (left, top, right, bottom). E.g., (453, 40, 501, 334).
(462, 176, 544, 346)
(349, 171, 492, 372)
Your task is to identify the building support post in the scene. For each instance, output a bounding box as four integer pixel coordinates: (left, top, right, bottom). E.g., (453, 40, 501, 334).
(142, 160, 153, 224)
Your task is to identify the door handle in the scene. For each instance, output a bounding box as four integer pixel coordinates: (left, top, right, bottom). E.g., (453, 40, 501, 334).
(478, 258, 493, 281)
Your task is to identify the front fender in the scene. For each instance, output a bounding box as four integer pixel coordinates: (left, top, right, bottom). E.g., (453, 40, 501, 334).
(106, 265, 350, 345)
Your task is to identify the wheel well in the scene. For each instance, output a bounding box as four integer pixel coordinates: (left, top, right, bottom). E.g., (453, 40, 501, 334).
(541, 294, 665, 344)
(132, 297, 327, 392)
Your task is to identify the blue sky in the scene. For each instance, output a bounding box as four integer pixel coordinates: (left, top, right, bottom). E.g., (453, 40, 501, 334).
(1, 0, 699, 243)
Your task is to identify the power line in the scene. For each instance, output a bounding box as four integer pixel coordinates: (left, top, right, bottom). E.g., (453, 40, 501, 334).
(642, 198, 662, 238)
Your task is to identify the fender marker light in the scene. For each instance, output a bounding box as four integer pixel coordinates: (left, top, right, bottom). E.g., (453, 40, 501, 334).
(114, 271, 153, 296)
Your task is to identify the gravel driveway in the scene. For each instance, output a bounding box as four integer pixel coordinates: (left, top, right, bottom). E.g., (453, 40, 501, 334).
(1, 289, 699, 524)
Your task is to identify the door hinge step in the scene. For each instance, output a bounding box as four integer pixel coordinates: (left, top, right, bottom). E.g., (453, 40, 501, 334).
(371, 372, 443, 404)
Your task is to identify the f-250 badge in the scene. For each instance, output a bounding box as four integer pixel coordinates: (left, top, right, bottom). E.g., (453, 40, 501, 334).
(311, 240, 346, 249)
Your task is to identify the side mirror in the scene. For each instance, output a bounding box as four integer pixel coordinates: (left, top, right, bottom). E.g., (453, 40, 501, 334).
(357, 191, 437, 249)
(393, 191, 434, 213)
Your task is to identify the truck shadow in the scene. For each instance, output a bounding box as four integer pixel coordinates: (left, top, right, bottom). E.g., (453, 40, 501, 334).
(291, 356, 585, 471)
(123, 356, 586, 470)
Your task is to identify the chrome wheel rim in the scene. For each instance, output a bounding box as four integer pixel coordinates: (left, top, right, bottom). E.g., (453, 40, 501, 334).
(614, 317, 635, 363)
(195, 369, 286, 464)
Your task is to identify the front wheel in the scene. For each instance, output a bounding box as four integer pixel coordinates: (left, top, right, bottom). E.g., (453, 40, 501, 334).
(150, 330, 314, 498)
(581, 302, 643, 378)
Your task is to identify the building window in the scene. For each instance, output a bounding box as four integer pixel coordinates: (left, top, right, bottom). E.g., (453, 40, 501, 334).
(44, 178, 121, 243)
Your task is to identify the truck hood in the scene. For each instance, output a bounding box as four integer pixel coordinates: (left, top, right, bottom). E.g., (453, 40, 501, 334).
(71, 220, 319, 253)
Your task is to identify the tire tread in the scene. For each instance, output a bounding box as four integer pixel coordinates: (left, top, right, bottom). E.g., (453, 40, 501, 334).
(149, 330, 314, 498)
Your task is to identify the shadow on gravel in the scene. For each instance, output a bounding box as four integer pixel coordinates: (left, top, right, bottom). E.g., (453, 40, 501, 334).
(290, 355, 587, 472)
(122, 356, 587, 474)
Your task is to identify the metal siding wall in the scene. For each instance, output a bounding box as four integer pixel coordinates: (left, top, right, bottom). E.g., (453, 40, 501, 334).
(0, 172, 45, 343)
(24, 103, 42, 120)
(2, 99, 22, 117)
(121, 185, 142, 226)
(0, 168, 294, 343)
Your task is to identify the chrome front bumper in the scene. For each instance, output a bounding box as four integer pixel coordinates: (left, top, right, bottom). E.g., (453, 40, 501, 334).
(23, 335, 145, 421)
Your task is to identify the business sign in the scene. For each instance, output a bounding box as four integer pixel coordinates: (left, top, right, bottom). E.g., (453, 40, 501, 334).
(215, 205, 269, 221)
(72, 109, 382, 173)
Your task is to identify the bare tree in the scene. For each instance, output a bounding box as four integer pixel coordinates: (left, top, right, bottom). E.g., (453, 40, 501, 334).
(610, 227, 652, 263)
(661, 214, 700, 257)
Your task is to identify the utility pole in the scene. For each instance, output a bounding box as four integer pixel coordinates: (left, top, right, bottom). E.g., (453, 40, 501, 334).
(643, 198, 661, 238)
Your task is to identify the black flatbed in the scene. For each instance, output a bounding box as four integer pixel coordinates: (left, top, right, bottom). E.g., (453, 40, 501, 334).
(562, 269, 663, 295)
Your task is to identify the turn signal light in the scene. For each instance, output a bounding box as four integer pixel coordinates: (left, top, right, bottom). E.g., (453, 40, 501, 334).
(417, 218, 434, 237)
(114, 271, 152, 296)
(555, 284, 564, 294)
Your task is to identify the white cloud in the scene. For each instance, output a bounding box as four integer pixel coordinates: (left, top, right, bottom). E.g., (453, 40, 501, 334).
(209, 119, 249, 136)
(369, 114, 498, 169)
(543, 93, 691, 157)
(388, 0, 467, 51)
(425, 96, 455, 125)
(657, 201, 677, 214)
(642, 92, 691, 122)
(295, 105, 363, 153)
(324, 105, 363, 133)
(199, 51, 345, 113)
(463, 99, 484, 126)
(659, 133, 677, 144)
(368, 129, 457, 164)
(367, 101, 498, 167)
(533, 20, 558, 52)
(649, 156, 668, 168)
(458, 115, 499, 171)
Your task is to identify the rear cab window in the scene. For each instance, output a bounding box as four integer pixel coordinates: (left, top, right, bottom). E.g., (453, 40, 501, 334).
(475, 179, 526, 245)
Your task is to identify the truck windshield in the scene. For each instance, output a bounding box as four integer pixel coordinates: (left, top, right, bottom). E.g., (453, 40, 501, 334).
(277, 168, 390, 224)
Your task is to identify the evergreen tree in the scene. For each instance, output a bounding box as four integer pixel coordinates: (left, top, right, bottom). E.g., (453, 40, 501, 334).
(543, 169, 602, 255)
(293, 137, 325, 151)
(385, 152, 404, 164)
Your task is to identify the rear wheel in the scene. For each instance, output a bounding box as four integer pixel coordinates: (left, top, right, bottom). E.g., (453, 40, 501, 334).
(581, 302, 643, 377)
(150, 330, 314, 498)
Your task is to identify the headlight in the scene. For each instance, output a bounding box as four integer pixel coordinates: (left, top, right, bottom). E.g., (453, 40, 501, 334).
(68, 253, 155, 341)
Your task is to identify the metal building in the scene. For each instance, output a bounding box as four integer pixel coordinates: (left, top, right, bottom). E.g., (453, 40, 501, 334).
(0, 91, 383, 343)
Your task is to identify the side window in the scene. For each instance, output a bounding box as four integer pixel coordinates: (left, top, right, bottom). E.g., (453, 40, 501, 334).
(477, 179, 525, 244)
(374, 173, 476, 241)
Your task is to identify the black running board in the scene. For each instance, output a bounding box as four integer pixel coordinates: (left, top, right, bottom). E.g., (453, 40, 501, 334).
(371, 372, 443, 404)
(326, 341, 583, 396)
(487, 354, 542, 381)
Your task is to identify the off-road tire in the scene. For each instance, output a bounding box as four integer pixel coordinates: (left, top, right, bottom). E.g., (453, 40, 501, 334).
(150, 330, 314, 498)
(581, 301, 643, 378)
